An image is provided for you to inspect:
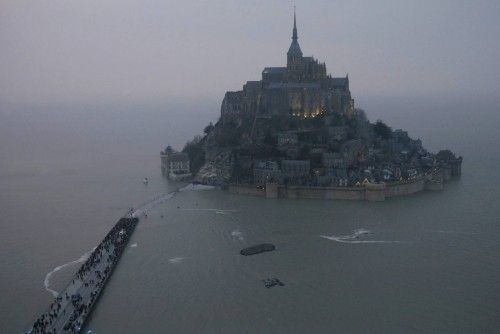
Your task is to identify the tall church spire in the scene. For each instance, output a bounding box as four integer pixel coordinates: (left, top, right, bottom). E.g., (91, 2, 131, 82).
(292, 7, 298, 41)
(287, 6, 302, 59)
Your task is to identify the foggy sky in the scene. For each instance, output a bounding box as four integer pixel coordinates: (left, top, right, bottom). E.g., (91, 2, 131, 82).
(1, 0, 499, 106)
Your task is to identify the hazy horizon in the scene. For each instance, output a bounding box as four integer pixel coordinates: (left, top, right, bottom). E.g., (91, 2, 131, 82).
(2, 0, 500, 107)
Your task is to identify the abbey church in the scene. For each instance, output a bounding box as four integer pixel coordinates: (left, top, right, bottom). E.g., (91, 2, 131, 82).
(221, 11, 354, 120)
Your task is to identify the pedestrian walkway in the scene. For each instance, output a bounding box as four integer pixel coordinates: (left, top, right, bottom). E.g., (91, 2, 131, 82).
(28, 216, 139, 334)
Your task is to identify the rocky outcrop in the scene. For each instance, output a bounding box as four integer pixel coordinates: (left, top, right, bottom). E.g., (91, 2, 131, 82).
(194, 149, 233, 186)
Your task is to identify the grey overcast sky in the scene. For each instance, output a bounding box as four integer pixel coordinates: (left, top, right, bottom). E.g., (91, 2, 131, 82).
(1, 0, 499, 105)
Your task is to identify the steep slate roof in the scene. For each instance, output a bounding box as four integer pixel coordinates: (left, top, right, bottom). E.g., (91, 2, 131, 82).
(267, 82, 321, 89)
(288, 40, 303, 56)
(263, 67, 287, 74)
(331, 77, 348, 87)
(287, 10, 303, 57)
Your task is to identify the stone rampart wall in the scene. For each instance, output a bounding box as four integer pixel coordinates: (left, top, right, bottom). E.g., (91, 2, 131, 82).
(385, 177, 426, 198)
(278, 185, 367, 200)
(229, 177, 431, 201)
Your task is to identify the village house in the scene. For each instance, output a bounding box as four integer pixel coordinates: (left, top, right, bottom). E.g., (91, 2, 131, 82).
(281, 160, 310, 178)
(328, 126, 347, 141)
(277, 132, 298, 147)
(322, 152, 347, 168)
(167, 153, 191, 181)
(253, 161, 282, 185)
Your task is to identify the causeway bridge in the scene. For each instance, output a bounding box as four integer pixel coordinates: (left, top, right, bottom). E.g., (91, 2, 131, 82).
(27, 214, 139, 333)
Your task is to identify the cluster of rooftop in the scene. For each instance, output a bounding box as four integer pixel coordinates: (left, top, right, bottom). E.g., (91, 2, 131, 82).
(251, 128, 462, 188)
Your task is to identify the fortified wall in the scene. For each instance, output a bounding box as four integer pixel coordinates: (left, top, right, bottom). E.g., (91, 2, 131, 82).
(229, 176, 435, 202)
(384, 177, 426, 198)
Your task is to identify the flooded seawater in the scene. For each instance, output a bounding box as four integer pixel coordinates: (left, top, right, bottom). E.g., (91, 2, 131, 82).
(1, 96, 499, 333)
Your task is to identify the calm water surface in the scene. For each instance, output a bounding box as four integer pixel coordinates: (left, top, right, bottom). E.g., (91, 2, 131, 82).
(0, 97, 499, 333)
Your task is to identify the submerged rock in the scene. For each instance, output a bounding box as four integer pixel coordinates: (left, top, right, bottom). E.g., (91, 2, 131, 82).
(262, 277, 285, 288)
(240, 243, 276, 256)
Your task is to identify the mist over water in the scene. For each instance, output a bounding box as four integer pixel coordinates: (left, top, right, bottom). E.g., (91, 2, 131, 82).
(1, 95, 499, 333)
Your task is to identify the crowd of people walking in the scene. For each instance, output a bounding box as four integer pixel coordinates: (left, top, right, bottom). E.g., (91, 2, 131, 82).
(29, 216, 139, 334)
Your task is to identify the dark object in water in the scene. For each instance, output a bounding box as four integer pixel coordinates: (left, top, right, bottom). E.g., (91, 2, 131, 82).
(262, 277, 285, 288)
(240, 243, 276, 256)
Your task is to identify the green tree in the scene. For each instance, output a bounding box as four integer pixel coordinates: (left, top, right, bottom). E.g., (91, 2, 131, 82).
(436, 149, 456, 162)
(264, 131, 277, 145)
(204, 122, 214, 134)
(373, 120, 392, 139)
(182, 135, 205, 174)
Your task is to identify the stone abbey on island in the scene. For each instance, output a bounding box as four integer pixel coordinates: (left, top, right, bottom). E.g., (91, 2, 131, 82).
(161, 11, 462, 201)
